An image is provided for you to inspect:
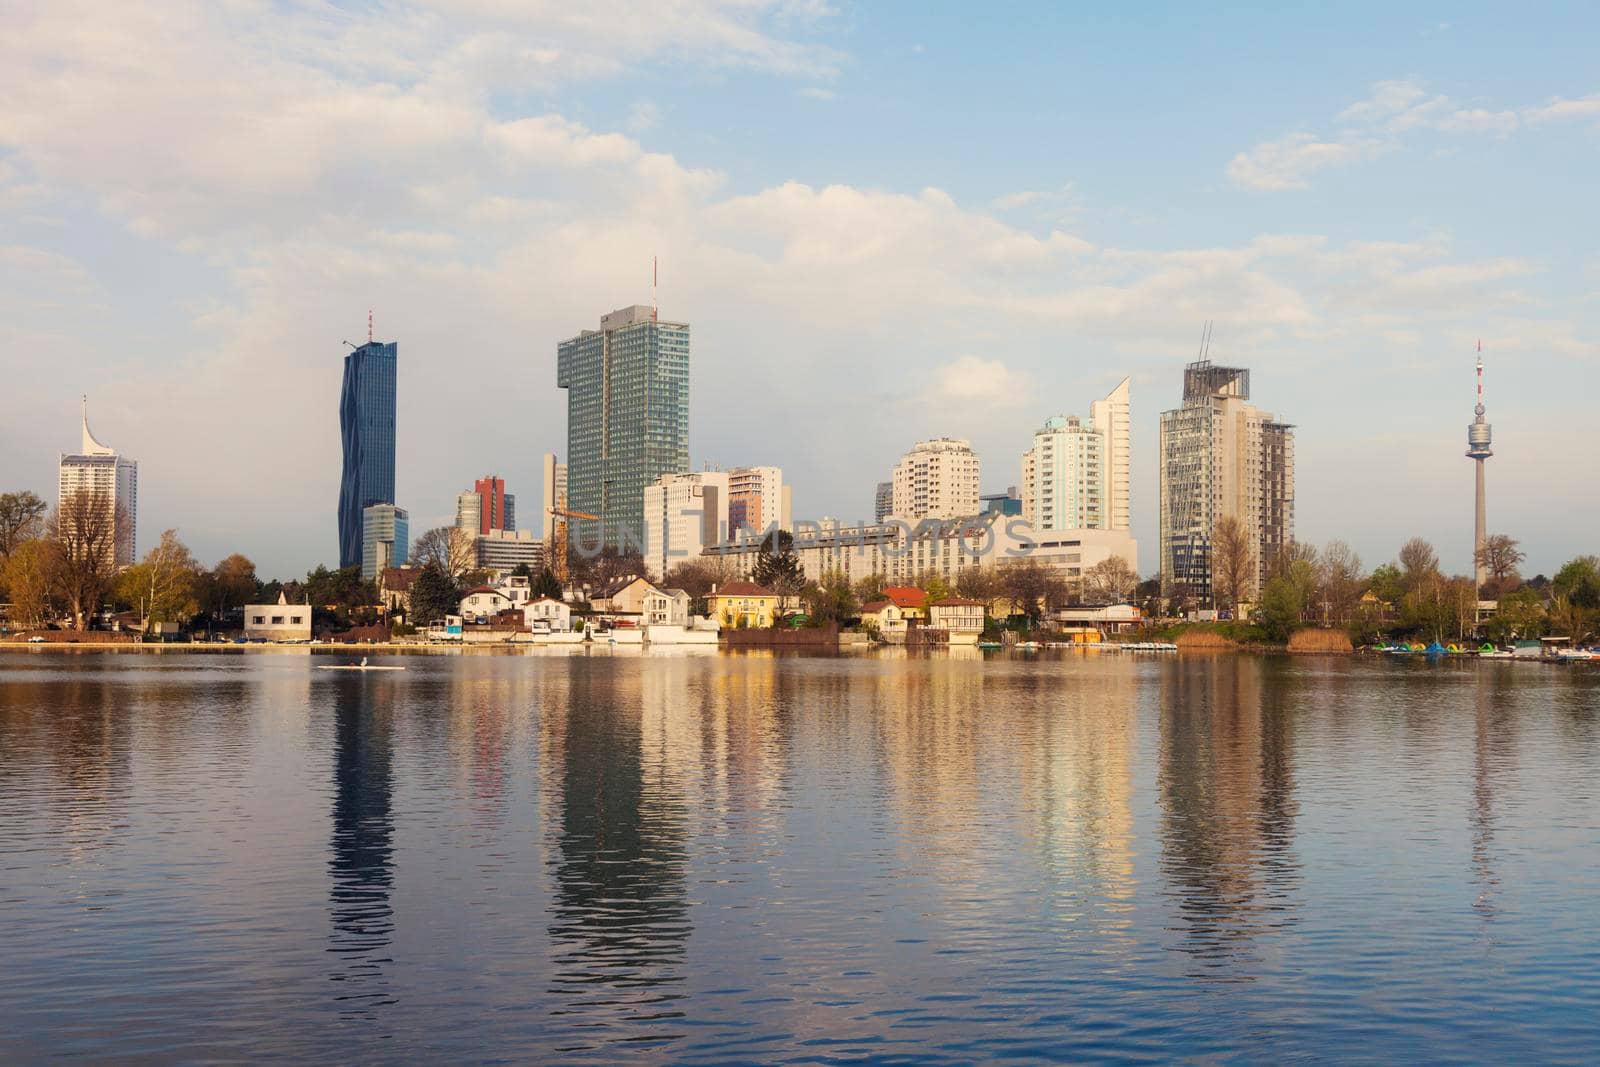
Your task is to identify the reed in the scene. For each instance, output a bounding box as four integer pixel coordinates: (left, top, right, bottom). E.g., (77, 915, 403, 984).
(1175, 628, 1238, 650)
(1287, 628, 1354, 653)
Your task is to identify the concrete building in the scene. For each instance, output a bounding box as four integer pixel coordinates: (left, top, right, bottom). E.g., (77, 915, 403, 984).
(557, 304, 689, 551)
(928, 598, 987, 643)
(474, 529, 544, 576)
(1159, 359, 1294, 604)
(59, 398, 139, 566)
(891, 438, 980, 520)
(874, 481, 893, 523)
(361, 503, 408, 581)
(644, 471, 727, 583)
(707, 513, 1138, 593)
(337, 338, 397, 569)
(465, 475, 513, 534)
(726, 466, 789, 535)
(243, 591, 311, 642)
(541, 452, 567, 536)
(1020, 378, 1130, 534)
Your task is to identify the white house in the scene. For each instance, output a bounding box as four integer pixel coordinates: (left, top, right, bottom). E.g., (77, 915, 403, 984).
(458, 586, 514, 623)
(243, 591, 312, 642)
(523, 596, 572, 631)
(928, 597, 987, 644)
(643, 588, 691, 627)
(495, 574, 534, 606)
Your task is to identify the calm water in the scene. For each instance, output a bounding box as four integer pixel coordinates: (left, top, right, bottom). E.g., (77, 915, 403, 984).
(1, 650, 1597, 1063)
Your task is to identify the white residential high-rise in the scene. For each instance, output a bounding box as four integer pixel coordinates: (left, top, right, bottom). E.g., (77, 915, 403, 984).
(59, 398, 138, 566)
(726, 466, 790, 535)
(1159, 360, 1294, 604)
(1020, 378, 1131, 535)
(541, 452, 567, 537)
(643, 471, 729, 582)
(891, 438, 980, 520)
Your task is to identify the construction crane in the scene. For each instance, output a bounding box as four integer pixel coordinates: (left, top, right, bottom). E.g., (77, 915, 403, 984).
(547, 507, 600, 583)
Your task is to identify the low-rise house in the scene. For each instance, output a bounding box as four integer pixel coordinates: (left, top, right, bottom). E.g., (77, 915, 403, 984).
(380, 566, 417, 616)
(859, 599, 909, 638)
(524, 596, 572, 632)
(928, 597, 987, 643)
(589, 575, 656, 615)
(1052, 603, 1143, 634)
(458, 586, 514, 623)
(496, 574, 533, 606)
(243, 591, 312, 642)
(882, 586, 928, 621)
(707, 580, 778, 629)
(643, 587, 692, 627)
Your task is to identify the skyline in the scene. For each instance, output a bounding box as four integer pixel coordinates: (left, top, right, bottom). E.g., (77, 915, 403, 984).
(3, 3, 1597, 577)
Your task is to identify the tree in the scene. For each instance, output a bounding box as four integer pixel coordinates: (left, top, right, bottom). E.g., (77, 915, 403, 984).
(955, 566, 1004, 605)
(1398, 537, 1440, 592)
(803, 570, 857, 626)
(533, 567, 564, 600)
(1553, 556, 1600, 610)
(569, 545, 650, 589)
(409, 563, 460, 625)
(663, 557, 737, 614)
(1484, 586, 1546, 644)
(1476, 534, 1525, 593)
(302, 565, 377, 617)
(1083, 555, 1138, 605)
(209, 553, 259, 612)
(915, 571, 953, 604)
(1268, 540, 1320, 582)
(412, 526, 476, 582)
(1210, 515, 1254, 614)
(752, 530, 804, 599)
(1367, 563, 1404, 606)
(116, 530, 202, 625)
(853, 571, 888, 604)
(1549, 594, 1592, 643)
(1258, 576, 1302, 643)
(0, 490, 48, 561)
(50, 490, 126, 629)
(1000, 558, 1063, 626)
(2, 538, 59, 626)
(1316, 540, 1364, 625)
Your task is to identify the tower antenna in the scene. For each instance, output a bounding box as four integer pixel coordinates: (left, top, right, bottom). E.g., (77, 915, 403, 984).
(368, 308, 373, 343)
(652, 256, 658, 323)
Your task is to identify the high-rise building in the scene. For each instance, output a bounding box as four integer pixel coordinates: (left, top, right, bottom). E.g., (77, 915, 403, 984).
(557, 304, 689, 551)
(874, 481, 893, 523)
(474, 529, 544, 576)
(726, 466, 789, 535)
(1019, 378, 1131, 535)
(469, 475, 513, 534)
(456, 491, 481, 531)
(541, 452, 567, 535)
(891, 438, 980, 520)
(361, 503, 408, 581)
(1466, 345, 1493, 593)
(1159, 360, 1294, 604)
(59, 397, 138, 566)
(644, 471, 728, 582)
(338, 339, 397, 569)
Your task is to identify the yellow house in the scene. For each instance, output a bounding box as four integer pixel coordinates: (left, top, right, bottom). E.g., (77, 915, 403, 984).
(708, 580, 779, 629)
(859, 599, 908, 639)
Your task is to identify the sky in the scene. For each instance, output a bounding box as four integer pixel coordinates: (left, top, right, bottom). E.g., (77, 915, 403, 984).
(2, 1, 1597, 580)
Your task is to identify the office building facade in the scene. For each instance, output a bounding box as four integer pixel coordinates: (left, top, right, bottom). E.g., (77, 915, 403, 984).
(891, 438, 980, 520)
(361, 503, 409, 581)
(557, 305, 689, 551)
(338, 340, 397, 569)
(643, 471, 727, 582)
(1158, 361, 1294, 604)
(59, 398, 139, 566)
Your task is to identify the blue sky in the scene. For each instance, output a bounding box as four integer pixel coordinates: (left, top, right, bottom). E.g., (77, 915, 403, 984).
(1, 1, 1596, 579)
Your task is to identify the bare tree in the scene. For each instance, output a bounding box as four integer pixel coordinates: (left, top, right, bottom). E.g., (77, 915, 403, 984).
(1083, 555, 1138, 605)
(1317, 539, 1365, 625)
(955, 566, 1004, 605)
(1000, 558, 1065, 625)
(1210, 515, 1254, 614)
(412, 526, 476, 581)
(50, 490, 126, 630)
(1398, 537, 1440, 591)
(0, 490, 49, 561)
(1477, 534, 1525, 592)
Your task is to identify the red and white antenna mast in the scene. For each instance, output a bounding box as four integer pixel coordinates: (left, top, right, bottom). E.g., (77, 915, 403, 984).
(368, 308, 374, 343)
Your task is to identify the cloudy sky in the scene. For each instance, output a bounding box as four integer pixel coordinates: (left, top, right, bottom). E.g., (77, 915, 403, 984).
(2, 1, 1596, 579)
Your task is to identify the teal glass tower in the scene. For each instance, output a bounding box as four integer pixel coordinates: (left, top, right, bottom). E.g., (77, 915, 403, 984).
(338, 340, 397, 569)
(557, 305, 689, 552)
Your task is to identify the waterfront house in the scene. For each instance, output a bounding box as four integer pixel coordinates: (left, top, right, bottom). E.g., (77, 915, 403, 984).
(589, 575, 656, 616)
(523, 596, 572, 632)
(882, 586, 928, 621)
(458, 586, 514, 623)
(859, 599, 909, 639)
(708, 581, 778, 629)
(928, 597, 987, 643)
(243, 591, 312, 642)
(643, 587, 692, 627)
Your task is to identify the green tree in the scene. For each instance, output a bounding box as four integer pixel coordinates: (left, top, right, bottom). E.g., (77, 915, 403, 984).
(916, 571, 953, 604)
(1258, 575, 1302, 642)
(533, 567, 564, 600)
(803, 569, 857, 626)
(1368, 563, 1404, 606)
(116, 530, 203, 625)
(1484, 586, 1546, 644)
(1553, 556, 1600, 609)
(303, 565, 377, 617)
(752, 530, 804, 595)
(211, 553, 259, 612)
(409, 563, 460, 625)
(2, 538, 58, 626)
(0, 490, 49, 562)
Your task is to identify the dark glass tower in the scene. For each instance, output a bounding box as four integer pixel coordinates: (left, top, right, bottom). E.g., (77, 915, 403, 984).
(338, 341, 398, 569)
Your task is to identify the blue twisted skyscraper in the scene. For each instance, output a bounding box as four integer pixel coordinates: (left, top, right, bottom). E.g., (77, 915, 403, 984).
(337, 339, 398, 569)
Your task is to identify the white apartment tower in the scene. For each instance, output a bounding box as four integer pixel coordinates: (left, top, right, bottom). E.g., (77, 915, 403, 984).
(1020, 378, 1130, 534)
(725, 465, 790, 535)
(891, 438, 980, 520)
(1159, 360, 1294, 604)
(59, 398, 139, 566)
(643, 471, 728, 582)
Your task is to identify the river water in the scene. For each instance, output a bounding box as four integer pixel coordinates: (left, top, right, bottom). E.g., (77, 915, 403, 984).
(1, 649, 1596, 1063)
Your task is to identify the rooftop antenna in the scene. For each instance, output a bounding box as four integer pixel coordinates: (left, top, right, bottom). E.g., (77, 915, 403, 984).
(368, 308, 373, 343)
(1197, 319, 1214, 361)
(652, 256, 658, 323)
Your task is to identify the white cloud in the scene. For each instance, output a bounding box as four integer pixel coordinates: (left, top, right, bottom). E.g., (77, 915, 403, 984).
(922, 356, 1032, 407)
(799, 87, 835, 100)
(1227, 133, 1377, 191)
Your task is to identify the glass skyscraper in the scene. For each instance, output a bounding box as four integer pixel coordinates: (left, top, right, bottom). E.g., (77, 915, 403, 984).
(338, 340, 397, 569)
(557, 305, 689, 551)
(361, 503, 409, 581)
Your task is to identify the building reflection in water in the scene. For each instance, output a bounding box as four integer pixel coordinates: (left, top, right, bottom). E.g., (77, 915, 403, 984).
(546, 658, 691, 1044)
(1158, 655, 1302, 976)
(1470, 667, 1518, 921)
(326, 677, 397, 1016)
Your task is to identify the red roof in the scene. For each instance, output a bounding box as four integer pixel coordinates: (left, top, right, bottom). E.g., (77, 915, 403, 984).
(883, 586, 927, 608)
(712, 580, 775, 597)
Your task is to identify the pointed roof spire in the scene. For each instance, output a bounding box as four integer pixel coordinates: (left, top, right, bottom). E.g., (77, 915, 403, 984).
(81, 395, 115, 456)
